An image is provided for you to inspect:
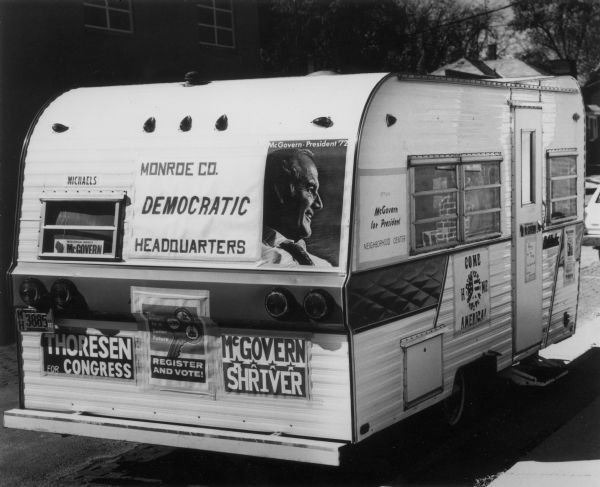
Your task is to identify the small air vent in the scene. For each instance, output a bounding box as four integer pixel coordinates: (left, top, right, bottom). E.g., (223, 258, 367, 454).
(215, 114, 228, 131)
(52, 123, 69, 133)
(143, 117, 156, 133)
(312, 116, 333, 128)
(184, 71, 210, 86)
(180, 116, 192, 132)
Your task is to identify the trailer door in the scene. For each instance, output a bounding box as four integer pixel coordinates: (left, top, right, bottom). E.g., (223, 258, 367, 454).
(512, 107, 544, 355)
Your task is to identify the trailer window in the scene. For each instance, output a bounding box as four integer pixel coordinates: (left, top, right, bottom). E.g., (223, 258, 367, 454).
(39, 198, 123, 260)
(547, 151, 578, 224)
(464, 162, 501, 240)
(409, 153, 502, 252)
(412, 165, 459, 248)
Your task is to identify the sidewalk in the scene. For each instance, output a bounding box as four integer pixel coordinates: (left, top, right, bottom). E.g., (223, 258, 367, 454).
(490, 316, 600, 487)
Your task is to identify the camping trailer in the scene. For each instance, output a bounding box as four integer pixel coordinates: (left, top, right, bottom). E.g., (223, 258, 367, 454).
(4, 73, 585, 466)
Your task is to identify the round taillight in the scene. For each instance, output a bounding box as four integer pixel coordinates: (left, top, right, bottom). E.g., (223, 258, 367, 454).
(303, 290, 331, 320)
(51, 279, 75, 310)
(265, 289, 290, 319)
(19, 278, 46, 308)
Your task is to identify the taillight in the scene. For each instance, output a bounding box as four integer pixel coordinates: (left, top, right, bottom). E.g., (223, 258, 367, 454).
(265, 289, 292, 319)
(303, 290, 331, 320)
(50, 279, 75, 310)
(19, 278, 47, 308)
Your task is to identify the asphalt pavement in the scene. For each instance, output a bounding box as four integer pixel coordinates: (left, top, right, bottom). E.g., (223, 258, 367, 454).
(489, 262, 600, 487)
(1, 247, 600, 486)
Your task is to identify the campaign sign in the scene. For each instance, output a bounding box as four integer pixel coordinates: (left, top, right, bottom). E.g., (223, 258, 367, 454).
(130, 156, 263, 262)
(150, 356, 205, 383)
(221, 334, 309, 398)
(454, 249, 491, 333)
(146, 310, 208, 387)
(42, 333, 134, 380)
(564, 227, 576, 285)
(262, 140, 348, 268)
(54, 239, 104, 255)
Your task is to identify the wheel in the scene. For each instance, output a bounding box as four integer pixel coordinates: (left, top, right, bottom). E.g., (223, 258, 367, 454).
(443, 368, 466, 426)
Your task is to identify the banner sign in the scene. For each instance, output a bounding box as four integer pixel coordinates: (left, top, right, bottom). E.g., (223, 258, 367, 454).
(357, 170, 408, 267)
(221, 333, 309, 398)
(130, 155, 263, 261)
(54, 239, 104, 255)
(42, 333, 135, 380)
(131, 287, 216, 394)
(454, 249, 491, 333)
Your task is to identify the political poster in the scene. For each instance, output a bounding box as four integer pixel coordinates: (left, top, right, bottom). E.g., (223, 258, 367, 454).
(454, 249, 491, 333)
(130, 155, 263, 262)
(131, 287, 217, 394)
(356, 169, 408, 268)
(54, 238, 104, 255)
(42, 332, 135, 381)
(564, 227, 576, 285)
(261, 140, 348, 268)
(221, 332, 310, 398)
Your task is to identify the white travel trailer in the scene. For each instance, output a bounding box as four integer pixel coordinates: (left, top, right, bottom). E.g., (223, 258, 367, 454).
(5, 73, 585, 466)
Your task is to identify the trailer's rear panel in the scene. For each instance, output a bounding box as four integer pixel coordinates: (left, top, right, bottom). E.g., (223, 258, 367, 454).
(10, 74, 389, 452)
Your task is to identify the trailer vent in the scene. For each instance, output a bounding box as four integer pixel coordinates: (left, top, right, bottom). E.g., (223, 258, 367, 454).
(180, 116, 192, 132)
(143, 117, 156, 133)
(52, 123, 69, 133)
(215, 114, 228, 131)
(312, 116, 333, 128)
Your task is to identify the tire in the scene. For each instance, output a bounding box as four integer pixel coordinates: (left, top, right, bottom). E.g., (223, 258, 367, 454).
(443, 368, 467, 426)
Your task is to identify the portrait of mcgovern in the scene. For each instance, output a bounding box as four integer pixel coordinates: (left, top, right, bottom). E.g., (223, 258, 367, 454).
(261, 141, 347, 267)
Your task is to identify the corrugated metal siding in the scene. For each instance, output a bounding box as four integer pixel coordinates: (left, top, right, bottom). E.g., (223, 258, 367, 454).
(20, 331, 352, 440)
(353, 241, 513, 440)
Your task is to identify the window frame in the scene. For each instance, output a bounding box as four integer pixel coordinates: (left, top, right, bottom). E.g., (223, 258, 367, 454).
(197, 0, 235, 49)
(409, 152, 503, 253)
(546, 148, 578, 225)
(83, 0, 134, 35)
(38, 194, 125, 261)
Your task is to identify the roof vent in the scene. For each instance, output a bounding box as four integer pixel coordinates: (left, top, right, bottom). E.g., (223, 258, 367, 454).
(312, 116, 333, 128)
(184, 71, 210, 86)
(180, 116, 192, 132)
(52, 123, 69, 133)
(215, 114, 228, 131)
(143, 117, 156, 133)
(386, 114, 397, 127)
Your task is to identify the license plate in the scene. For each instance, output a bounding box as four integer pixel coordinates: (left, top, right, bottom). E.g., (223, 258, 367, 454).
(16, 308, 50, 332)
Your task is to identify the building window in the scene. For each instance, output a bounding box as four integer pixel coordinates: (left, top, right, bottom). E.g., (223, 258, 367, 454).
(409, 153, 502, 251)
(197, 0, 235, 48)
(546, 149, 578, 224)
(83, 0, 133, 34)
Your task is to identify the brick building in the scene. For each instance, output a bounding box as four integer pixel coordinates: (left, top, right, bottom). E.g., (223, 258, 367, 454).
(0, 0, 262, 344)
